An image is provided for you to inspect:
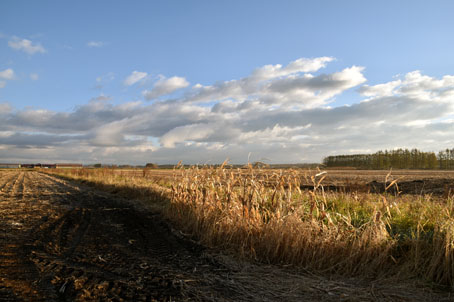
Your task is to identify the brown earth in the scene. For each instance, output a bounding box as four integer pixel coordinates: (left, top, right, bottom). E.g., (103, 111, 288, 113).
(315, 170, 454, 195)
(117, 168, 454, 195)
(0, 170, 452, 301)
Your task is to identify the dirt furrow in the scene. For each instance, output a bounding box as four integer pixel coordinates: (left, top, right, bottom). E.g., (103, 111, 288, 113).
(0, 171, 18, 194)
(0, 171, 198, 301)
(7, 172, 22, 195)
(20, 172, 34, 200)
(11, 172, 25, 200)
(0, 171, 59, 301)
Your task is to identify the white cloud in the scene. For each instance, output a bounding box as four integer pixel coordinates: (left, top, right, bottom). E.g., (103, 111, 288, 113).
(251, 56, 334, 80)
(185, 58, 364, 109)
(124, 71, 148, 86)
(359, 71, 454, 101)
(2, 57, 454, 164)
(0, 69, 15, 88)
(87, 41, 104, 48)
(160, 123, 216, 148)
(359, 80, 401, 97)
(143, 76, 189, 100)
(0, 69, 15, 80)
(30, 73, 39, 81)
(90, 121, 125, 146)
(8, 37, 46, 54)
(265, 65, 366, 108)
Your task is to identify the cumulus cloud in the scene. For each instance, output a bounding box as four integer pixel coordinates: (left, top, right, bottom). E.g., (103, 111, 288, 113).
(124, 71, 147, 86)
(0, 69, 15, 88)
(143, 76, 189, 100)
(264, 66, 366, 108)
(359, 71, 454, 101)
(251, 56, 334, 80)
(2, 57, 454, 164)
(8, 37, 46, 54)
(87, 41, 104, 48)
(0, 68, 15, 80)
(160, 123, 217, 148)
(90, 121, 126, 146)
(359, 80, 400, 97)
(184, 58, 364, 109)
(30, 73, 39, 81)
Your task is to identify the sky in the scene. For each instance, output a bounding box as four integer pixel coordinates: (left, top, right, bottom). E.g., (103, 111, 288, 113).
(1, 1, 454, 164)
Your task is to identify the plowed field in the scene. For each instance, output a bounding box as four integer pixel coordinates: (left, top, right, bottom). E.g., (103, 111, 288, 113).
(0, 171, 451, 301)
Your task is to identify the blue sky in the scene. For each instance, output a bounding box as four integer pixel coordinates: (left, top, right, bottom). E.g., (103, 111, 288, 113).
(1, 1, 454, 164)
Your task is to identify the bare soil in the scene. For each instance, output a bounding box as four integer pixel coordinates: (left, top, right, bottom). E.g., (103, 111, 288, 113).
(119, 168, 454, 195)
(0, 171, 452, 301)
(318, 170, 454, 195)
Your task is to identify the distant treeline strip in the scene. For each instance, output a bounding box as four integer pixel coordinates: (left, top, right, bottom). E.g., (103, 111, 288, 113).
(323, 148, 454, 169)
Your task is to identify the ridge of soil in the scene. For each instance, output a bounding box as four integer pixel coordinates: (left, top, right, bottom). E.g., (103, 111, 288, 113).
(0, 170, 452, 301)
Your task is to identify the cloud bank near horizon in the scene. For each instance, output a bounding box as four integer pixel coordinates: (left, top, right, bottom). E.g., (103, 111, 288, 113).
(1, 57, 454, 164)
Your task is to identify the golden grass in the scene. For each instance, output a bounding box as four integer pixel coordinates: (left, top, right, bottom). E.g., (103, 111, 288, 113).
(47, 165, 454, 288)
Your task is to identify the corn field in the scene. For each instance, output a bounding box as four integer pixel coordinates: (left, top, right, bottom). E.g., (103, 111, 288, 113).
(168, 163, 454, 287)
(49, 165, 454, 288)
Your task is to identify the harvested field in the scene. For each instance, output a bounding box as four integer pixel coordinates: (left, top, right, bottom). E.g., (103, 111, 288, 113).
(313, 169, 454, 195)
(91, 168, 454, 195)
(1, 170, 452, 301)
(278, 169, 454, 195)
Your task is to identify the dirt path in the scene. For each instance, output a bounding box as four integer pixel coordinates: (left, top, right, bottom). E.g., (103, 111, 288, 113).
(0, 171, 452, 301)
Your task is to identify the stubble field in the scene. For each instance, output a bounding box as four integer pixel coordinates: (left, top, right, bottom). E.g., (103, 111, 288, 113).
(113, 167, 454, 195)
(1, 168, 454, 301)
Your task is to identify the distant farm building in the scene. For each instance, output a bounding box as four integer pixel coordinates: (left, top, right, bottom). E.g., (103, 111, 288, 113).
(0, 163, 21, 168)
(24, 163, 56, 168)
(56, 163, 83, 168)
(0, 163, 82, 169)
(41, 164, 57, 169)
(21, 164, 35, 168)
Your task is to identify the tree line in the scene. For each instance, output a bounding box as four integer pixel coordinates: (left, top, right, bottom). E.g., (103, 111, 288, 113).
(323, 148, 454, 169)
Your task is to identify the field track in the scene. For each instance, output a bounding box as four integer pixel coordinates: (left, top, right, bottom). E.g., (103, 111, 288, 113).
(0, 171, 452, 301)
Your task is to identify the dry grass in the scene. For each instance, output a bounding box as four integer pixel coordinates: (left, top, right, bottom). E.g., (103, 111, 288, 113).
(47, 165, 454, 289)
